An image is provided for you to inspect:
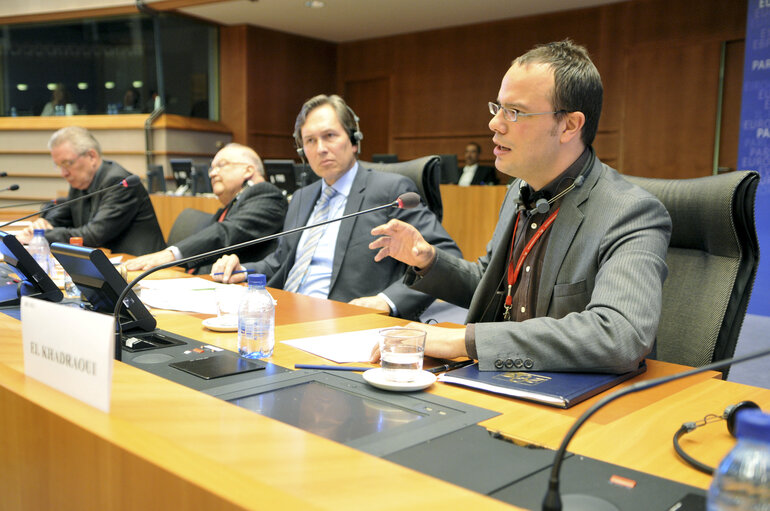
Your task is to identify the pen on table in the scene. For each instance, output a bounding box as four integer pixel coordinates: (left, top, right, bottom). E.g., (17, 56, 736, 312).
(212, 269, 256, 276)
(427, 359, 475, 374)
(294, 364, 374, 372)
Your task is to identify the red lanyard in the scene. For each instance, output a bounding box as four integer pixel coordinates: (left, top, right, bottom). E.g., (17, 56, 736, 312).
(503, 208, 560, 319)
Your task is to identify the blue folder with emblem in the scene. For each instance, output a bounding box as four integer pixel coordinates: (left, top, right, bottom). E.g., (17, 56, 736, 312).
(438, 363, 646, 408)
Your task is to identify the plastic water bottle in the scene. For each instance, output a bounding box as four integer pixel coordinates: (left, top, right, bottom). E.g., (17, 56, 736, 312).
(708, 409, 770, 510)
(63, 237, 83, 299)
(27, 229, 53, 277)
(237, 274, 275, 359)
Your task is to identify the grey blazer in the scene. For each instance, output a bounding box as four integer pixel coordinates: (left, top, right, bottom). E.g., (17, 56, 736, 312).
(243, 165, 461, 320)
(406, 155, 672, 373)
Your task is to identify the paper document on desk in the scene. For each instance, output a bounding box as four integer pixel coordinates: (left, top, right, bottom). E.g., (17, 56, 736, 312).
(138, 277, 244, 314)
(281, 328, 382, 363)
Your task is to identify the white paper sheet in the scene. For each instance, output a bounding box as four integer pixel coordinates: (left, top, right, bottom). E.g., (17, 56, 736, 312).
(281, 328, 383, 363)
(138, 277, 243, 314)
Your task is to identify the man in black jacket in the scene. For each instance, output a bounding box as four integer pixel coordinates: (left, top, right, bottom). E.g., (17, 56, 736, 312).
(125, 143, 287, 272)
(19, 126, 165, 256)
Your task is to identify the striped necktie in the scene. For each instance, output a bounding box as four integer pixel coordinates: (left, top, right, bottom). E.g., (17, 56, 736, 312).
(284, 186, 337, 293)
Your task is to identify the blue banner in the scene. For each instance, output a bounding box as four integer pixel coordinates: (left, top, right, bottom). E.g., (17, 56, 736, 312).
(739, 1, 770, 316)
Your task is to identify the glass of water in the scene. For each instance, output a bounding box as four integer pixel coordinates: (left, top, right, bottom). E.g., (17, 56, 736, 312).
(378, 327, 427, 383)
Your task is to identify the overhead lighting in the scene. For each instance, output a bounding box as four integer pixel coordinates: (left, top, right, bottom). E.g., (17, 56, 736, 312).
(46, 83, 57, 91)
(105, 81, 116, 89)
(77, 82, 89, 90)
(16, 84, 28, 91)
(132, 80, 143, 89)
(305, 0, 324, 7)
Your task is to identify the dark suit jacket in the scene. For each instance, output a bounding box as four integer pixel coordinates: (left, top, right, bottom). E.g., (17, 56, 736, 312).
(174, 181, 287, 271)
(407, 153, 671, 373)
(243, 166, 461, 320)
(458, 165, 499, 185)
(42, 160, 166, 256)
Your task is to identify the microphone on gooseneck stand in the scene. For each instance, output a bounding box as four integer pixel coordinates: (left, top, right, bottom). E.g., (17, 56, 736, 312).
(112, 191, 422, 361)
(541, 346, 770, 511)
(0, 184, 20, 193)
(0, 172, 8, 177)
(0, 175, 140, 230)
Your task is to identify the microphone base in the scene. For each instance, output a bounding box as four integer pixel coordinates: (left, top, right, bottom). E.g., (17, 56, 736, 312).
(561, 494, 619, 511)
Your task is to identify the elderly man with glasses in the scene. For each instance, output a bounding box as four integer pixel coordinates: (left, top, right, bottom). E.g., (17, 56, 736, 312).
(19, 126, 166, 256)
(369, 40, 672, 375)
(126, 142, 287, 272)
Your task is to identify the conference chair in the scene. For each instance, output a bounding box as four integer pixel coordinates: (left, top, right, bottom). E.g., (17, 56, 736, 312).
(624, 170, 759, 378)
(166, 208, 215, 247)
(361, 155, 444, 222)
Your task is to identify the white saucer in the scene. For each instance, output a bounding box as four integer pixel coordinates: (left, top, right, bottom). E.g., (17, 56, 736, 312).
(362, 368, 436, 392)
(202, 315, 238, 332)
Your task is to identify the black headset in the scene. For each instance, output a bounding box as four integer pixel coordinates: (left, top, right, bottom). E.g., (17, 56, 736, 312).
(673, 400, 761, 475)
(296, 103, 363, 158)
(514, 149, 595, 216)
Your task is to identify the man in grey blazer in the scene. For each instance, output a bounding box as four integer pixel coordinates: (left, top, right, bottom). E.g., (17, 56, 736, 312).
(370, 40, 671, 373)
(211, 94, 459, 320)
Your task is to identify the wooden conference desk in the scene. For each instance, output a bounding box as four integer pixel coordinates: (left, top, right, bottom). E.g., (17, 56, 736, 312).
(2, 292, 770, 510)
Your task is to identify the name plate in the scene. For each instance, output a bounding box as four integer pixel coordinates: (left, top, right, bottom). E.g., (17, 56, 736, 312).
(21, 297, 114, 413)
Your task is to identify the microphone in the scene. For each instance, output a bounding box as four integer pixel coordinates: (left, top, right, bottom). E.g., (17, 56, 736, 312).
(0, 184, 20, 192)
(0, 175, 140, 230)
(112, 191, 421, 360)
(541, 346, 770, 511)
(0, 172, 8, 177)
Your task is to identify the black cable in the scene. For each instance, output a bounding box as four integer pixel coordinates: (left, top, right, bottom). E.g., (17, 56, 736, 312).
(672, 423, 716, 475)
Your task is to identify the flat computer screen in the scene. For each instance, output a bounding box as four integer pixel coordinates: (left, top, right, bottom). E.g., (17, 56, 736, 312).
(0, 231, 62, 306)
(263, 159, 297, 195)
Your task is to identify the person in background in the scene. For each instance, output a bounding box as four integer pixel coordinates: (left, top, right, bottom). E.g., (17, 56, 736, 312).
(125, 143, 287, 273)
(457, 142, 498, 185)
(18, 126, 165, 256)
(40, 83, 77, 116)
(369, 40, 671, 373)
(211, 94, 460, 320)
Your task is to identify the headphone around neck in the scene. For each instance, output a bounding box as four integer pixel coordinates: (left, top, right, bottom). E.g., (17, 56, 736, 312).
(515, 149, 595, 216)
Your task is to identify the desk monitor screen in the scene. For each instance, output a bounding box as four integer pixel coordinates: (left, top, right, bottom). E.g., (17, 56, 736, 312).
(439, 154, 460, 184)
(170, 159, 193, 193)
(207, 369, 498, 456)
(263, 159, 297, 195)
(0, 231, 63, 306)
(49, 243, 156, 332)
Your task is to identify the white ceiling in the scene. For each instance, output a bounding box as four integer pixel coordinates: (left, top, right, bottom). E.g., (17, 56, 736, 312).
(179, 0, 626, 43)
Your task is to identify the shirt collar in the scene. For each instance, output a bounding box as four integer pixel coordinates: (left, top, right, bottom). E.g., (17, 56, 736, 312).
(322, 161, 358, 198)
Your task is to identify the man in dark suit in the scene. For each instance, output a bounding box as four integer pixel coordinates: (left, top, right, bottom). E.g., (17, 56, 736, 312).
(369, 40, 671, 373)
(19, 126, 165, 256)
(211, 94, 460, 320)
(125, 143, 287, 272)
(457, 142, 498, 185)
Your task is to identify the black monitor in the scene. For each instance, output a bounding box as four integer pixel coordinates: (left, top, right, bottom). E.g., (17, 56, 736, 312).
(439, 154, 460, 184)
(372, 153, 399, 164)
(263, 159, 298, 195)
(205, 369, 497, 456)
(292, 162, 319, 188)
(0, 231, 63, 306)
(191, 163, 213, 195)
(169, 159, 193, 195)
(146, 164, 166, 193)
(49, 243, 156, 332)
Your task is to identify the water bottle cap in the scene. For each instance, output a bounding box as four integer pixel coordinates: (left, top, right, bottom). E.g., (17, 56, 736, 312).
(247, 273, 266, 287)
(33, 229, 45, 236)
(69, 237, 83, 246)
(735, 409, 770, 442)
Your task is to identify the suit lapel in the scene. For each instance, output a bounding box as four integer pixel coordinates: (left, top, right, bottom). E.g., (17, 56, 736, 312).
(536, 158, 600, 315)
(329, 168, 367, 291)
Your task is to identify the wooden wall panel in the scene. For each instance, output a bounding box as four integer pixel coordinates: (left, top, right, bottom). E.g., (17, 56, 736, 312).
(334, 0, 747, 181)
(220, 25, 336, 159)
